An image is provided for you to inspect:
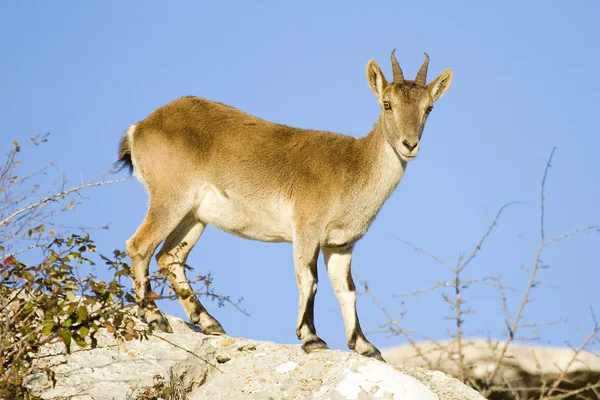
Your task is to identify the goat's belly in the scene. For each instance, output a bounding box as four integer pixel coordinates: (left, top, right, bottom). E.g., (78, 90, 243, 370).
(195, 183, 293, 243)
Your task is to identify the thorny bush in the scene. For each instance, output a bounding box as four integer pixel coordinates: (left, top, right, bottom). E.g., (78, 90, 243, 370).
(0, 235, 147, 399)
(0, 137, 242, 399)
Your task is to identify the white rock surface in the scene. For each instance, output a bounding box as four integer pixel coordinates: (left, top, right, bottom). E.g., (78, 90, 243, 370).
(27, 315, 484, 400)
(383, 339, 600, 390)
(383, 339, 600, 375)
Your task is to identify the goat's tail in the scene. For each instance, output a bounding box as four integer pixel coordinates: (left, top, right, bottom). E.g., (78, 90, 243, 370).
(113, 125, 135, 174)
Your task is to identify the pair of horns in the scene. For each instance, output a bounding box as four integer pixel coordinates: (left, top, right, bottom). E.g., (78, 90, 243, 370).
(390, 49, 429, 86)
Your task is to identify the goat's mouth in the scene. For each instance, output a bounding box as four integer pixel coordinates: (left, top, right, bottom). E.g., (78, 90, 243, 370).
(391, 142, 418, 162)
(398, 151, 417, 161)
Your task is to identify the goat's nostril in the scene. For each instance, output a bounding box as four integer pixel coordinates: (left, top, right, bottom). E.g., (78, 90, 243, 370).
(402, 140, 418, 152)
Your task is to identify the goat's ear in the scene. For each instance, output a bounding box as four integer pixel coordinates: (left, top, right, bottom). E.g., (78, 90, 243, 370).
(427, 68, 452, 102)
(366, 60, 388, 103)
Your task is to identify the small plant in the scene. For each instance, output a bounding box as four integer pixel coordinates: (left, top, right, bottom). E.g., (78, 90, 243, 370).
(0, 235, 148, 399)
(127, 370, 188, 400)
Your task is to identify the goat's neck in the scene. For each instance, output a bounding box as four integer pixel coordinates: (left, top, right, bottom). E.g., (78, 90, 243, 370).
(358, 117, 407, 210)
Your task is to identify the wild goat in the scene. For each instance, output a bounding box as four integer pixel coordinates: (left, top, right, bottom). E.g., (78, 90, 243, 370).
(116, 51, 452, 361)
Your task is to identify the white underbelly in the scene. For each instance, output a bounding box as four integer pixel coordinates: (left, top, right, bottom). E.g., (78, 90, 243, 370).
(195, 183, 293, 243)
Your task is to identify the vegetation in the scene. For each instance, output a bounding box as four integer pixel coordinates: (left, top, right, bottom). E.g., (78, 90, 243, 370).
(361, 148, 600, 399)
(0, 137, 235, 399)
(127, 370, 188, 400)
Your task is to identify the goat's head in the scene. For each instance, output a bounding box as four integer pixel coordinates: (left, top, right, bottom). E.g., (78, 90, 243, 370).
(367, 50, 452, 161)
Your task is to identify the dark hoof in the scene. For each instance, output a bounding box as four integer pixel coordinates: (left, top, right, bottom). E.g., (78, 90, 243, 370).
(302, 338, 329, 353)
(359, 347, 385, 362)
(147, 312, 173, 333)
(203, 323, 227, 336)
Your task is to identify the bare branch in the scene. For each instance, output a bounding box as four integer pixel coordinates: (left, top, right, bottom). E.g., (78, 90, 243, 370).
(482, 148, 600, 393)
(458, 201, 522, 273)
(542, 311, 600, 399)
(394, 281, 453, 297)
(151, 333, 223, 373)
(540, 147, 556, 242)
(391, 236, 454, 271)
(354, 271, 434, 369)
(545, 225, 600, 246)
(3, 243, 48, 259)
(0, 178, 127, 229)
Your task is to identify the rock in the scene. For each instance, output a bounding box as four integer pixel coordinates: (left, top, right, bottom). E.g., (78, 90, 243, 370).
(183, 337, 483, 400)
(26, 315, 484, 400)
(26, 317, 213, 399)
(382, 339, 600, 397)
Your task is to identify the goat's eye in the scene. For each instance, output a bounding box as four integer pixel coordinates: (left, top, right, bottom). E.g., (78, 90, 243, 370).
(383, 101, 391, 110)
(425, 106, 433, 115)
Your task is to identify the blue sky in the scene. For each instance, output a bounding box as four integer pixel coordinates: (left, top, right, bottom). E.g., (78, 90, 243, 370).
(1, 1, 599, 353)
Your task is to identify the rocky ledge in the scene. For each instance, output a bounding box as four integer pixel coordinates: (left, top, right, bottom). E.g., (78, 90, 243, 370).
(27, 315, 484, 400)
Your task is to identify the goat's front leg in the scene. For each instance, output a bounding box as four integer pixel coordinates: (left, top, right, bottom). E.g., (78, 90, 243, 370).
(293, 238, 328, 353)
(322, 246, 384, 361)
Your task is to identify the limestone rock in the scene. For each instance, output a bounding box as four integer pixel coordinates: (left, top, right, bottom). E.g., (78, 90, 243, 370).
(26, 315, 484, 400)
(383, 339, 600, 397)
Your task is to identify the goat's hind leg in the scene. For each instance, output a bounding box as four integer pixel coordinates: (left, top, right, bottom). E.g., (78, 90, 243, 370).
(155, 216, 225, 335)
(126, 200, 190, 333)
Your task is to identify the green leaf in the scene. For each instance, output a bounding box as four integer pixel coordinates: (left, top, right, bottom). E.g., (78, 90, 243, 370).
(79, 326, 89, 338)
(43, 321, 57, 336)
(77, 306, 88, 321)
(61, 330, 72, 353)
(72, 333, 87, 348)
(90, 281, 106, 294)
(22, 301, 34, 315)
(66, 290, 76, 301)
(23, 271, 34, 283)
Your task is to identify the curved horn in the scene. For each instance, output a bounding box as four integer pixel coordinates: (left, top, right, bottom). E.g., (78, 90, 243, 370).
(415, 52, 430, 86)
(390, 49, 404, 83)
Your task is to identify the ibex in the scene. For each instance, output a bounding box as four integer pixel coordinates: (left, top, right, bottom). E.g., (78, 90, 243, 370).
(116, 51, 452, 361)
